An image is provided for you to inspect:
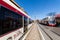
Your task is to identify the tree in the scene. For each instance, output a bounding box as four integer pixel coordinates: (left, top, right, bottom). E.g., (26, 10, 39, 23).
(47, 12, 56, 16)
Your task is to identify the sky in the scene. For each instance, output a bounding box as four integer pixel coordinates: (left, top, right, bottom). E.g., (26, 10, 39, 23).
(15, 0, 60, 20)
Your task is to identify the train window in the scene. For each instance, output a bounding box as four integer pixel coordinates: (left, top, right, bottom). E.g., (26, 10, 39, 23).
(29, 19, 31, 24)
(24, 17, 28, 27)
(0, 5, 3, 35)
(0, 5, 23, 35)
(0, 5, 1, 11)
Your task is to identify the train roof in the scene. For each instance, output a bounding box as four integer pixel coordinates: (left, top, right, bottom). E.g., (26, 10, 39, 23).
(0, 0, 30, 18)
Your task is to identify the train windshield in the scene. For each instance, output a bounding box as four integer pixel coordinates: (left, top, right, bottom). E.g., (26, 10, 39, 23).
(49, 20, 56, 24)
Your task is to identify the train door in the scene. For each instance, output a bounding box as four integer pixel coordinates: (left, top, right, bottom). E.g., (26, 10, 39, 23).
(24, 17, 28, 33)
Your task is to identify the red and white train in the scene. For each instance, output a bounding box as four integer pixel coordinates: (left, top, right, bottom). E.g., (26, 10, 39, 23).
(40, 15, 60, 27)
(0, 0, 32, 40)
(39, 16, 56, 27)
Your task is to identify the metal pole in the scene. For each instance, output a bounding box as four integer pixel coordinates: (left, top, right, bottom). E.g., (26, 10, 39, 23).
(27, 18, 29, 29)
(22, 16, 24, 33)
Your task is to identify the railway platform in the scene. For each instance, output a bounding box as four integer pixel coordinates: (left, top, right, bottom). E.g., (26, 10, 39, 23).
(22, 23, 42, 40)
(21, 22, 60, 40)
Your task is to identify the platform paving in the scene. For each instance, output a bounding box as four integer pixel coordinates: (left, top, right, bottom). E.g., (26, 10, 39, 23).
(25, 23, 42, 40)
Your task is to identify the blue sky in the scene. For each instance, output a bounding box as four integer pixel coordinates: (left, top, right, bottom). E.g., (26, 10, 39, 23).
(15, 0, 60, 20)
